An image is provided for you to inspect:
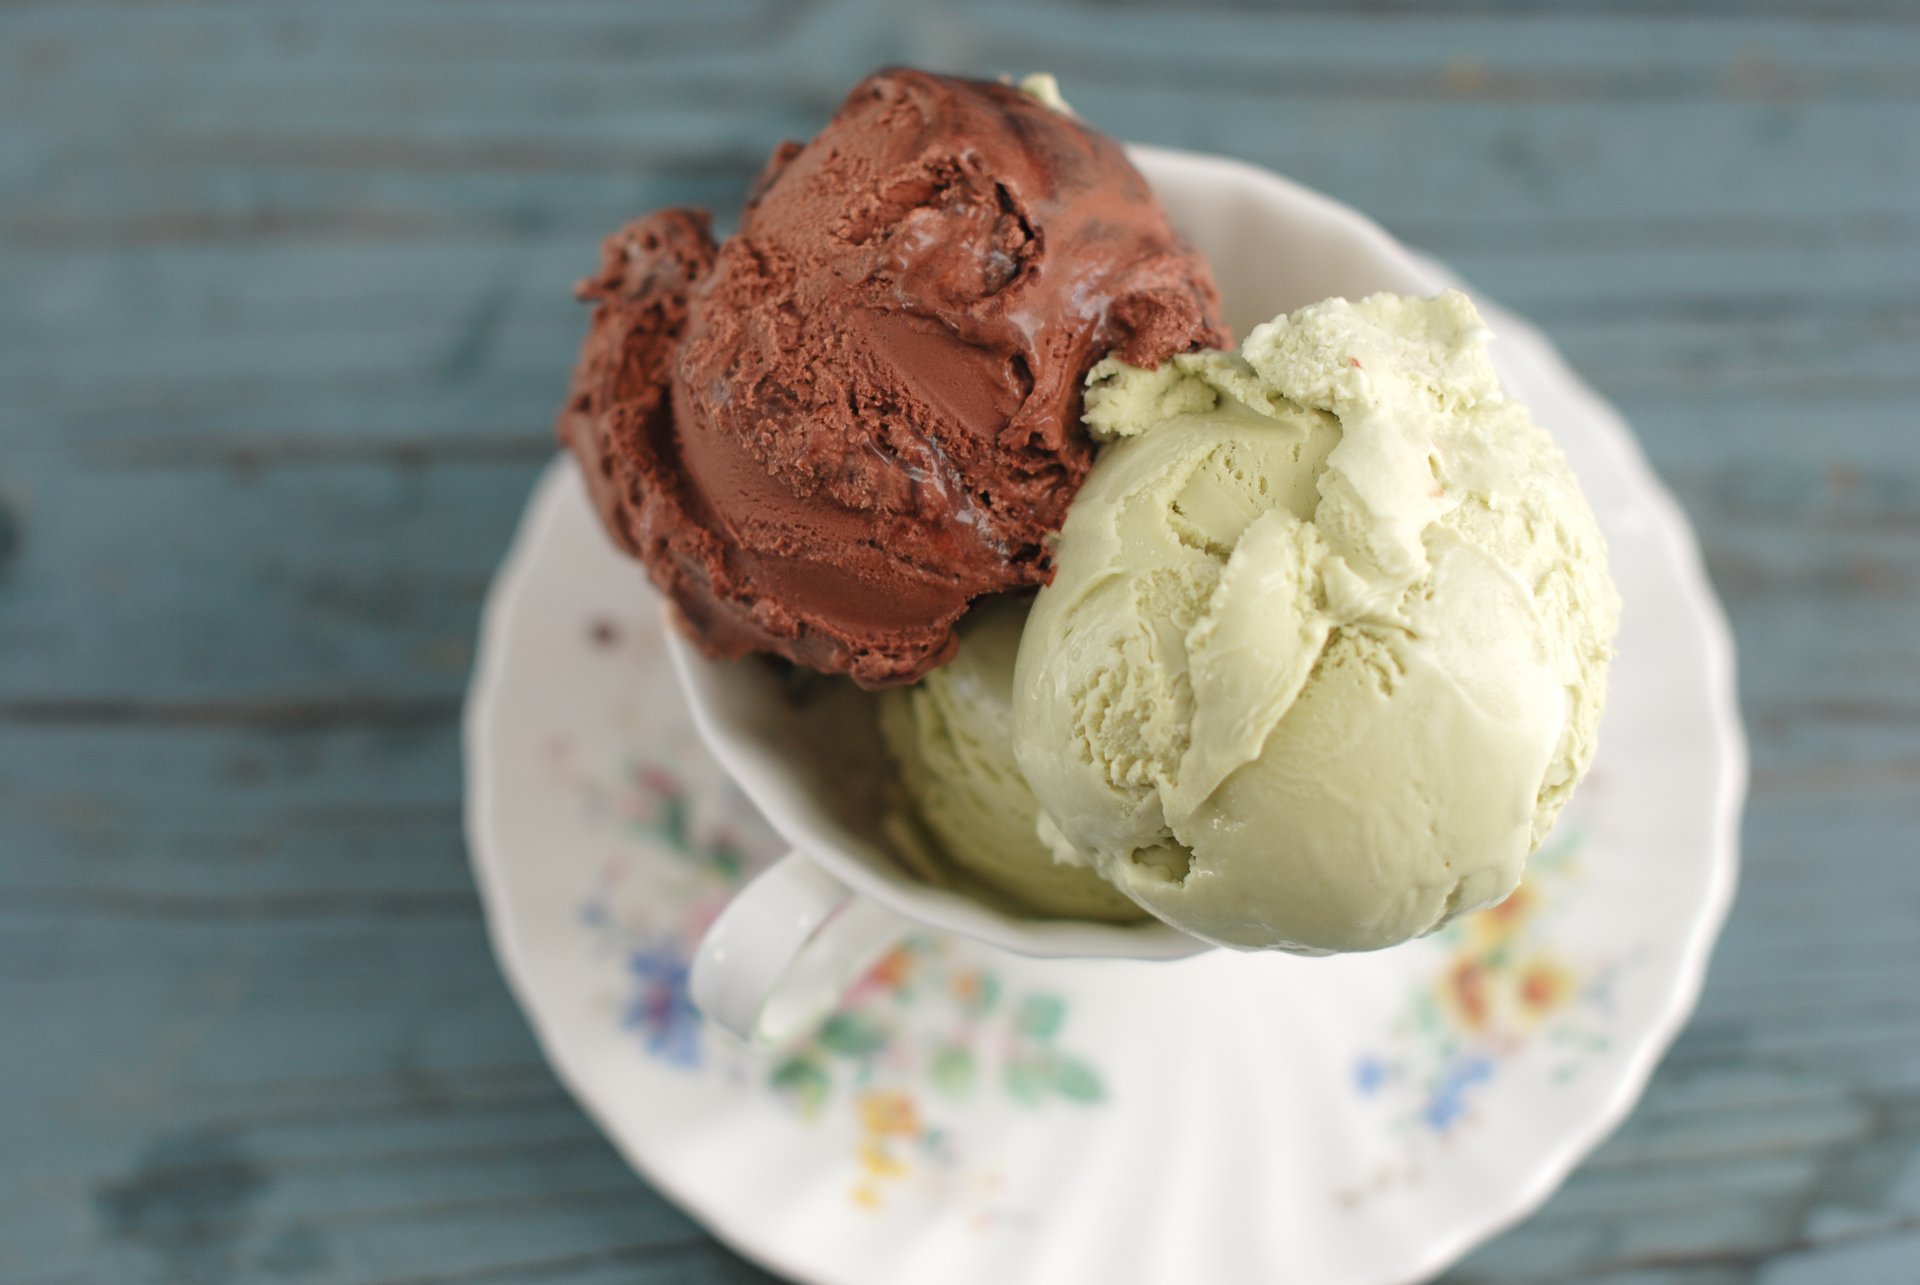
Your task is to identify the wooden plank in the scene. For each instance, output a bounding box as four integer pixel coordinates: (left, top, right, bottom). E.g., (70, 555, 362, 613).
(928, 6, 1920, 95)
(11, 234, 1920, 356)
(0, 464, 540, 701)
(0, 723, 473, 899)
(9, 97, 1917, 238)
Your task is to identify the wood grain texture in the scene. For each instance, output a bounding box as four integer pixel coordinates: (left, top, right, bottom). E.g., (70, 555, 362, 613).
(3, 0, 1917, 1281)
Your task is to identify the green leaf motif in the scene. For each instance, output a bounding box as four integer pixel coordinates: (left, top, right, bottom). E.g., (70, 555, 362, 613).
(769, 1057, 831, 1117)
(979, 974, 1002, 1013)
(657, 793, 690, 852)
(1052, 1055, 1104, 1103)
(930, 1047, 975, 1099)
(818, 1012, 888, 1059)
(1004, 1057, 1050, 1104)
(709, 841, 744, 884)
(1014, 993, 1066, 1041)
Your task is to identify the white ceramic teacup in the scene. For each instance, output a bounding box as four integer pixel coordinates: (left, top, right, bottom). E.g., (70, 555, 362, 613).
(675, 145, 1466, 1043)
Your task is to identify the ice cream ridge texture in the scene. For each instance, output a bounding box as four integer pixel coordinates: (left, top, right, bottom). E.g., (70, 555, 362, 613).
(560, 69, 1226, 687)
(1012, 291, 1621, 953)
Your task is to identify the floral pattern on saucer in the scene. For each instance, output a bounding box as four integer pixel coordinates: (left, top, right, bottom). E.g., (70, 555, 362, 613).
(562, 739, 1642, 1223)
(568, 755, 1108, 1214)
(1337, 813, 1641, 1209)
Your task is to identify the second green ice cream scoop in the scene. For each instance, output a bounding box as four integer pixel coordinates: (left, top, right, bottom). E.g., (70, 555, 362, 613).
(879, 599, 1147, 924)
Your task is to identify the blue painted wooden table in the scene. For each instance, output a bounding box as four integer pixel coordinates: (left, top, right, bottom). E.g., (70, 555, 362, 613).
(4, 2, 1917, 1281)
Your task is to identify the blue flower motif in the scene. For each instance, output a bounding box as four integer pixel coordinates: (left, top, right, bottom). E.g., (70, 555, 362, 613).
(1353, 1055, 1392, 1097)
(1422, 1055, 1495, 1132)
(624, 945, 702, 1069)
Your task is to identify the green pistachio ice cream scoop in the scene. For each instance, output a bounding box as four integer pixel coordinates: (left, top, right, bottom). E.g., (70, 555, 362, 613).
(1012, 291, 1620, 953)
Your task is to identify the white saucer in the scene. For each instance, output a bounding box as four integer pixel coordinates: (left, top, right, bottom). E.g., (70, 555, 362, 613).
(465, 149, 1745, 1285)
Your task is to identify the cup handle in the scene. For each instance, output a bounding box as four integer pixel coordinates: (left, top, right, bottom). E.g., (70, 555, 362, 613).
(690, 851, 911, 1045)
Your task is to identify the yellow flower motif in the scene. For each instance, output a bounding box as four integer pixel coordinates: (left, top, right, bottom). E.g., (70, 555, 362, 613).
(857, 1090, 920, 1139)
(1442, 957, 1492, 1032)
(1516, 956, 1576, 1020)
(857, 1139, 908, 1179)
(849, 1091, 920, 1210)
(1468, 879, 1537, 950)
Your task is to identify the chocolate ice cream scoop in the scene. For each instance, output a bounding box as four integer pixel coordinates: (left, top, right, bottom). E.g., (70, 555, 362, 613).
(559, 68, 1227, 687)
